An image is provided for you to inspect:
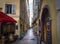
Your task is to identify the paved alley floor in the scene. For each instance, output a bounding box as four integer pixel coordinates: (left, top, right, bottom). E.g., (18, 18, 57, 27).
(12, 28, 37, 44)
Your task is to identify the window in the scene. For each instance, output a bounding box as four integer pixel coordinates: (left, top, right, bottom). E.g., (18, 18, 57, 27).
(5, 4, 16, 14)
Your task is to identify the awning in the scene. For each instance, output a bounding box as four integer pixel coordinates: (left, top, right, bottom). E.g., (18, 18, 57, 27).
(0, 11, 17, 23)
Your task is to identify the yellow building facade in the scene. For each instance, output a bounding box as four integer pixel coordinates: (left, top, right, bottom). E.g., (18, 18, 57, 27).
(0, 0, 20, 38)
(0, 0, 20, 21)
(39, 0, 58, 44)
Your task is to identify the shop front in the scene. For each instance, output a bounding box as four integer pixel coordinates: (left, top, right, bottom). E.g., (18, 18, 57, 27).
(0, 11, 17, 43)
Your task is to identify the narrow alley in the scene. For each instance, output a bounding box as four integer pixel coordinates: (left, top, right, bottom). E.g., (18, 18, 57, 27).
(0, 0, 60, 44)
(13, 28, 37, 44)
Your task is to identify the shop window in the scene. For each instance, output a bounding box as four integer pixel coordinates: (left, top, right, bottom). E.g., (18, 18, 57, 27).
(2, 22, 15, 35)
(2, 24, 10, 34)
(10, 24, 15, 34)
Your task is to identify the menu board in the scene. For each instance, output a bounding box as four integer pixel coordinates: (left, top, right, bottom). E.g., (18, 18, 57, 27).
(46, 21, 52, 44)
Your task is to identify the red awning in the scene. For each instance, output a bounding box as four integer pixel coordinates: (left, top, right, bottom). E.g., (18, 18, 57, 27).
(0, 11, 17, 23)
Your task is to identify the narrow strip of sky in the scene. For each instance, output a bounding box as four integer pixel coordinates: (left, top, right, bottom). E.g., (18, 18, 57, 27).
(29, 0, 33, 27)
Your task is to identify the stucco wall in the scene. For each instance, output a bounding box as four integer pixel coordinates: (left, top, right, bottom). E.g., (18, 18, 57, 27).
(55, 0, 60, 44)
(57, 12, 60, 44)
(0, 0, 20, 21)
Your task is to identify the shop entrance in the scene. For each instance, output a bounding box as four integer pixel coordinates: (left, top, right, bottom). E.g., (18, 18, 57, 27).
(41, 7, 52, 44)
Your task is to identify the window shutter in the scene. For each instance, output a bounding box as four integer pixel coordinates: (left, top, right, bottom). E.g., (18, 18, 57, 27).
(12, 5, 16, 14)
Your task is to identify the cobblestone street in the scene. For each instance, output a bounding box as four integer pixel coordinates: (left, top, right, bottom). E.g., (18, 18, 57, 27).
(12, 29, 37, 44)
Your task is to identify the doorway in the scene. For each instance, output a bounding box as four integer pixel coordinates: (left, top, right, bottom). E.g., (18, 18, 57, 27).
(41, 7, 52, 44)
